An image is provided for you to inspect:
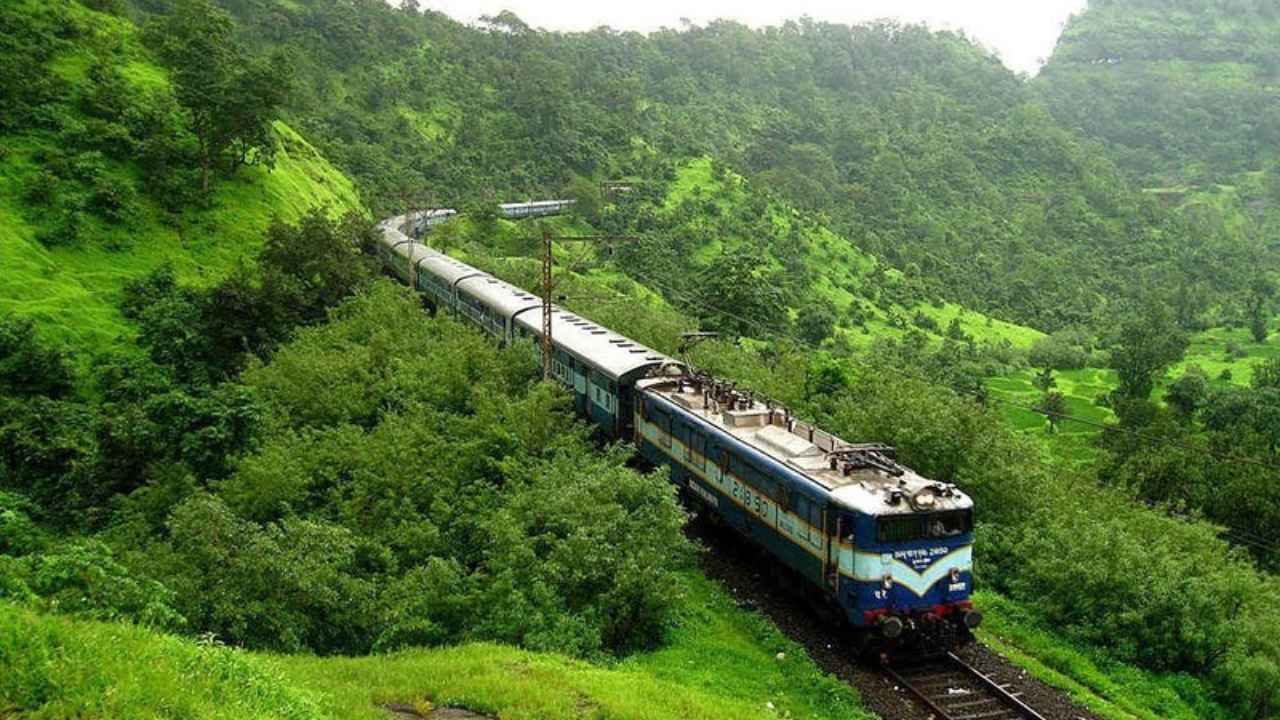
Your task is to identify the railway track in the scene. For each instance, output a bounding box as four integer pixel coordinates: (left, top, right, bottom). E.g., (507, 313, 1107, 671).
(882, 652, 1049, 720)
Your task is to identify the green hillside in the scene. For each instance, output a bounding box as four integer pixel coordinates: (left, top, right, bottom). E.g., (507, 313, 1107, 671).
(1035, 0, 1280, 335)
(0, 0, 363, 352)
(1037, 0, 1280, 185)
(155, 0, 1255, 334)
(1, 570, 869, 720)
(8, 1, 1280, 719)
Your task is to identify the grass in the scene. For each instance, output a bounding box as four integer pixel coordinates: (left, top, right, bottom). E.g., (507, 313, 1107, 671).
(0, 123, 362, 355)
(1, 572, 869, 720)
(0, 0, 365, 357)
(975, 591, 1231, 720)
(0, 602, 319, 720)
(983, 322, 1280, 464)
(1172, 324, 1280, 387)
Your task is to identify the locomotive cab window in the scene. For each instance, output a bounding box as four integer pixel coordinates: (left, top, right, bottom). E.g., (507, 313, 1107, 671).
(877, 515, 922, 543)
(927, 510, 973, 538)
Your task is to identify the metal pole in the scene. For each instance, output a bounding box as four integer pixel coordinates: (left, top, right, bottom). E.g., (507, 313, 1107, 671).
(539, 233, 638, 383)
(542, 230, 553, 381)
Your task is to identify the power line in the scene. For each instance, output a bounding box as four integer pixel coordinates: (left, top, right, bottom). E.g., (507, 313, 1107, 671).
(622, 269, 1280, 560)
(622, 267, 1280, 476)
(474, 251, 1280, 556)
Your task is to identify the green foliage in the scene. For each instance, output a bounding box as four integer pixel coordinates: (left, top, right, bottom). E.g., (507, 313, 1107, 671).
(474, 455, 690, 656)
(90, 281, 696, 657)
(151, 0, 291, 193)
(0, 493, 49, 558)
(976, 592, 1233, 720)
(1165, 366, 1208, 416)
(0, 0, 364, 356)
(147, 493, 372, 652)
(692, 250, 789, 337)
(1005, 492, 1253, 674)
(1109, 299, 1189, 403)
(124, 209, 376, 383)
(1036, 390, 1071, 432)
(150, 0, 1237, 333)
(1251, 355, 1280, 390)
(0, 397, 97, 519)
(0, 317, 75, 399)
(0, 539, 184, 630)
(1029, 329, 1094, 370)
(797, 297, 838, 346)
(1032, 366, 1058, 392)
(1039, 0, 1280, 187)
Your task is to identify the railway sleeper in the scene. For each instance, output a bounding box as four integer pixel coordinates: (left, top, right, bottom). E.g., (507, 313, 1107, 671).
(917, 679, 979, 693)
(952, 709, 1021, 720)
(943, 697, 1001, 711)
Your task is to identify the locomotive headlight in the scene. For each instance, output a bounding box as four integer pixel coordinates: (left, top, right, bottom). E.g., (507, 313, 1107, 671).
(881, 575, 893, 590)
(950, 567, 961, 583)
(909, 488, 937, 510)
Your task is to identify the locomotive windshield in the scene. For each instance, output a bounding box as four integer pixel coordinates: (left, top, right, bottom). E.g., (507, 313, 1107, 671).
(876, 510, 973, 542)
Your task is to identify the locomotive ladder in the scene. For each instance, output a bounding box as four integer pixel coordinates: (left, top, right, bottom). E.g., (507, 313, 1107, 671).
(882, 652, 1049, 720)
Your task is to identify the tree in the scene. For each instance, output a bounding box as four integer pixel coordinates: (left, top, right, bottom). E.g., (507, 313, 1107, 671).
(153, 0, 291, 194)
(1247, 276, 1275, 344)
(1032, 366, 1057, 392)
(797, 297, 838, 346)
(0, 317, 75, 399)
(1036, 390, 1071, 433)
(1253, 356, 1280, 390)
(1166, 366, 1208, 417)
(692, 250, 788, 338)
(1109, 299, 1188, 403)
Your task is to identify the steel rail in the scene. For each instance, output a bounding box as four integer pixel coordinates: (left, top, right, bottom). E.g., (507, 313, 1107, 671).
(881, 652, 1049, 720)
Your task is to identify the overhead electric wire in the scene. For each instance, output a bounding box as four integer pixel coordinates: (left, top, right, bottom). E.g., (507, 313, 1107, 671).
(620, 268, 1280, 560)
(440, 215, 1280, 559)
(622, 266, 1280, 477)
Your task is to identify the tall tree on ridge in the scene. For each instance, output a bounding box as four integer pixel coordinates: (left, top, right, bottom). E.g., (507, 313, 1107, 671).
(153, 0, 290, 194)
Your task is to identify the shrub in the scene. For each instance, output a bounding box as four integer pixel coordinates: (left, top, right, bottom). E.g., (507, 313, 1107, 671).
(1028, 330, 1091, 370)
(22, 171, 60, 207)
(88, 174, 138, 223)
(1006, 492, 1252, 673)
(0, 539, 184, 631)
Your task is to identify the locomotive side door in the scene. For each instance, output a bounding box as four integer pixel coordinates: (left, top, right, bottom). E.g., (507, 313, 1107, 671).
(689, 429, 707, 475)
(826, 509, 853, 594)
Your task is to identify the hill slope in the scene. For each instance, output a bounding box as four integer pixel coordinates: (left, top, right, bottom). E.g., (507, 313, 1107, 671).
(0, 0, 363, 352)
(163, 0, 1251, 333)
(1037, 0, 1280, 185)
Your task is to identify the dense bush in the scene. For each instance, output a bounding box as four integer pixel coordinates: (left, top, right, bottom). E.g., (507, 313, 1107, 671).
(1028, 329, 1093, 370)
(0, 537, 184, 631)
(89, 282, 694, 657)
(1006, 493, 1253, 672)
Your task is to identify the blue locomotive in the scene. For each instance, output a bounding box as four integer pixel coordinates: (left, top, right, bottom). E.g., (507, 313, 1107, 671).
(377, 214, 981, 655)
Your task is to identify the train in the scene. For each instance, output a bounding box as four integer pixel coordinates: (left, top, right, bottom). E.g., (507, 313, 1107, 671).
(498, 199, 574, 220)
(376, 212, 981, 657)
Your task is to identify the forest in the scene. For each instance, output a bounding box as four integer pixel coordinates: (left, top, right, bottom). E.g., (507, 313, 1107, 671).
(5, 0, 1280, 718)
